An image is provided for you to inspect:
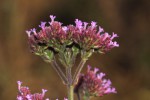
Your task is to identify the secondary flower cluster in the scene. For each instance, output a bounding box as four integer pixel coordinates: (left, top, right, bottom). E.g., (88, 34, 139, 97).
(26, 15, 119, 58)
(74, 65, 116, 97)
(17, 81, 68, 100)
(17, 81, 49, 100)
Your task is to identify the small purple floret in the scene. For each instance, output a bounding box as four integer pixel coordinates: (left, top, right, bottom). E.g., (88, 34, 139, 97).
(75, 19, 83, 30)
(39, 22, 46, 30)
(98, 26, 104, 34)
(83, 22, 88, 29)
(26, 30, 31, 37)
(50, 15, 56, 22)
(91, 21, 97, 29)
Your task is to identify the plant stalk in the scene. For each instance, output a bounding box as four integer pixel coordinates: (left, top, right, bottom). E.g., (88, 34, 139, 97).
(67, 85, 74, 100)
(72, 59, 86, 84)
(50, 60, 68, 84)
(66, 67, 74, 100)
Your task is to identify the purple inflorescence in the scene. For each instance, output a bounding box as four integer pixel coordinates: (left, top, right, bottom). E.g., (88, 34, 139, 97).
(17, 81, 49, 100)
(17, 81, 68, 100)
(26, 15, 119, 56)
(75, 65, 116, 97)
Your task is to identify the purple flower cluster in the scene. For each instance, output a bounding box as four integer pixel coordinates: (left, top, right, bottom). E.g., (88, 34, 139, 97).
(75, 65, 116, 97)
(17, 81, 49, 100)
(17, 81, 68, 100)
(72, 19, 119, 52)
(26, 15, 119, 56)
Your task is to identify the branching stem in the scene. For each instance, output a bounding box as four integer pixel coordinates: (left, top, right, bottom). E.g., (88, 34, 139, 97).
(50, 58, 68, 84)
(72, 59, 86, 85)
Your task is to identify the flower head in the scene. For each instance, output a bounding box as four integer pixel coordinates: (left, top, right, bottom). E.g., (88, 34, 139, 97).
(26, 15, 119, 61)
(17, 81, 49, 100)
(74, 65, 116, 97)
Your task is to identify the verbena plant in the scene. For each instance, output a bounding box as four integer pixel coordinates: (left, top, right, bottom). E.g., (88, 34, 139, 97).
(17, 15, 119, 100)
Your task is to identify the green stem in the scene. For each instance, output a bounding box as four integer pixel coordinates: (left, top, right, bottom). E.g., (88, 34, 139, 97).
(50, 60, 68, 84)
(66, 67, 72, 84)
(67, 85, 74, 100)
(66, 67, 74, 100)
(72, 59, 86, 84)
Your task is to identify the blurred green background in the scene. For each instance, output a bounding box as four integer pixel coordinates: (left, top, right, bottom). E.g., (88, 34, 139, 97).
(0, 0, 150, 100)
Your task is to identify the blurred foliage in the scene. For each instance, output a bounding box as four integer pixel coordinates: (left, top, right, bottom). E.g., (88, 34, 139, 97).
(0, 0, 150, 100)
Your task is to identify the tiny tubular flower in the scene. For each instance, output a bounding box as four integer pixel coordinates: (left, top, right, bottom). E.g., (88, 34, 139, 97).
(50, 15, 56, 22)
(83, 22, 88, 29)
(111, 32, 118, 40)
(39, 22, 47, 30)
(31, 28, 37, 35)
(42, 89, 48, 96)
(26, 30, 31, 37)
(75, 19, 83, 30)
(91, 21, 97, 29)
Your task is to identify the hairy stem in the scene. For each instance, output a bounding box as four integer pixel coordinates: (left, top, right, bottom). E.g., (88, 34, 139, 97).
(72, 59, 86, 85)
(66, 67, 74, 100)
(50, 59, 67, 84)
(66, 67, 72, 83)
(67, 85, 74, 100)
